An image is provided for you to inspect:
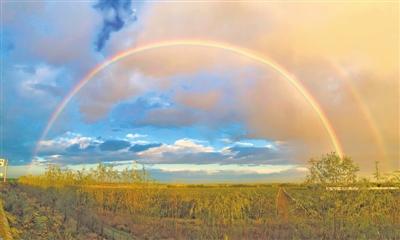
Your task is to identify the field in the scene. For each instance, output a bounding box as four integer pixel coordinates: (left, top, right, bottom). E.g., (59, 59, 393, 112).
(0, 159, 399, 240)
(1, 181, 399, 239)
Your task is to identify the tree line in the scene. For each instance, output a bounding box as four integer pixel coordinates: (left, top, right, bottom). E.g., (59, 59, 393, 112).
(19, 162, 151, 187)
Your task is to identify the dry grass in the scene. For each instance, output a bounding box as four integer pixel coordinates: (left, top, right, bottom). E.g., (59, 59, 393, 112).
(0, 197, 13, 240)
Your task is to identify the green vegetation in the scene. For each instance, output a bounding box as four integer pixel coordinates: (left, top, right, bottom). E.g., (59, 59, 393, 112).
(306, 152, 359, 185)
(0, 153, 399, 239)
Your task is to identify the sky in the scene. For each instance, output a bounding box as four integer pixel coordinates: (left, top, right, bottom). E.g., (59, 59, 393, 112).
(0, 1, 398, 182)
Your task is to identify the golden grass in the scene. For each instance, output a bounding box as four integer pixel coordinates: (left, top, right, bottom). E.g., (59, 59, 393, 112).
(0, 198, 13, 240)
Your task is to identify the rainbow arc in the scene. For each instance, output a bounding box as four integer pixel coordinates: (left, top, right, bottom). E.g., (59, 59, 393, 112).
(33, 40, 344, 162)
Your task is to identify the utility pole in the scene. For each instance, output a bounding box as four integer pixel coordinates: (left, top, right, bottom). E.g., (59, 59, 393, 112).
(0, 158, 7, 183)
(374, 160, 380, 182)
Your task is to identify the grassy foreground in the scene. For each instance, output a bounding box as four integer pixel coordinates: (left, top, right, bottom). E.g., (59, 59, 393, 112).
(1, 181, 399, 239)
(0, 197, 13, 240)
(1, 154, 400, 239)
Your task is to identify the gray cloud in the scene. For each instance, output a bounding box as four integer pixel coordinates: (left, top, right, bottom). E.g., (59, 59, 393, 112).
(129, 143, 161, 152)
(99, 140, 131, 151)
(93, 0, 136, 51)
(37, 134, 290, 166)
(66, 144, 97, 153)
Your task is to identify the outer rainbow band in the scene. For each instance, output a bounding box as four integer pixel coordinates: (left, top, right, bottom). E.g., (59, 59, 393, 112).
(331, 61, 387, 166)
(33, 40, 344, 161)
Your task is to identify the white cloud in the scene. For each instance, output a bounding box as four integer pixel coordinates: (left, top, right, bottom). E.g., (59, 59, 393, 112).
(126, 133, 147, 139)
(234, 142, 254, 147)
(38, 132, 101, 153)
(138, 138, 214, 158)
(174, 139, 213, 152)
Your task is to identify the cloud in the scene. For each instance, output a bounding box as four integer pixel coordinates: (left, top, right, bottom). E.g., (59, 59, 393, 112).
(134, 138, 288, 165)
(93, 0, 136, 51)
(174, 90, 220, 111)
(38, 132, 101, 155)
(99, 139, 131, 151)
(4, 1, 100, 71)
(126, 133, 147, 139)
(33, 131, 294, 172)
(66, 144, 97, 153)
(129, 143, 161, 152)
(36, 133, 137, 165)
(103, 88, 239, 130)
(139, 138, 214, 159)
(227, 145, 275, 158)
(16, 64, 65, 98)
(222, 145, 287, 165)
(78, 70, 158, 122)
